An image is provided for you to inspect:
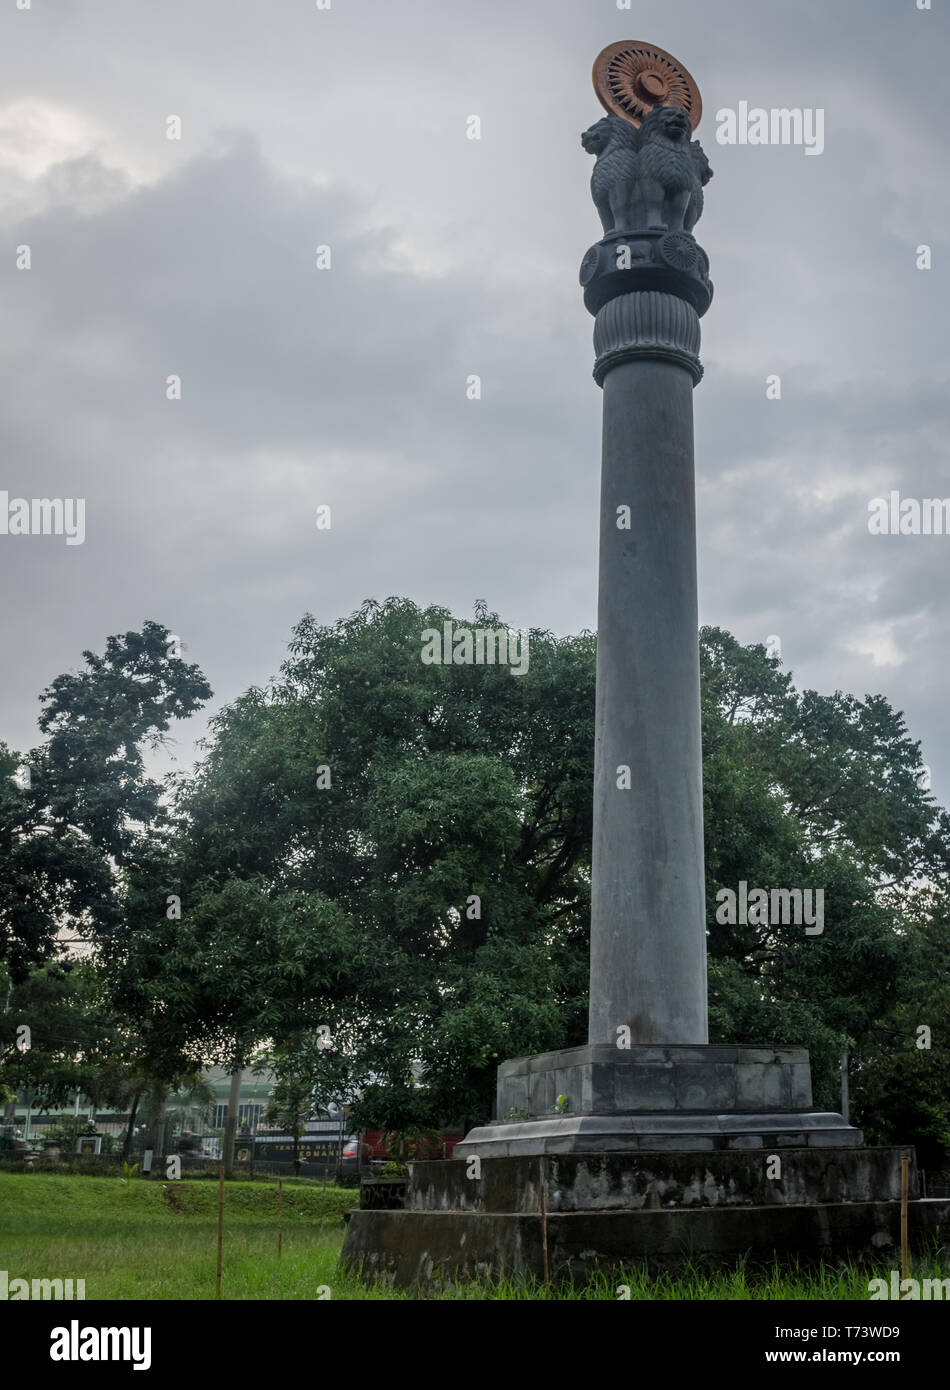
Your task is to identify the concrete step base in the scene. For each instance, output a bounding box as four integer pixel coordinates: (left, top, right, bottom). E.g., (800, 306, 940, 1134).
(341, 1198, 949, 1289)
(455, 1110, 863, 1157)
(407, 1148, 916, 1212)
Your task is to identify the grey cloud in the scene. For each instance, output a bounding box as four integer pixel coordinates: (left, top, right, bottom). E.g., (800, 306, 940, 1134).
(0, 0, 947, 811)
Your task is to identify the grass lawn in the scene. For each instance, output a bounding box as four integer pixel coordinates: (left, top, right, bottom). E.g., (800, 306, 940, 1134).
(0, 1171, 370, 1301)
(0, 1171, 944, 1300)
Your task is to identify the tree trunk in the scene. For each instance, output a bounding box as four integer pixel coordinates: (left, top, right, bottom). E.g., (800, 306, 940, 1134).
(224, 1069, 242, 1179)
(154, 1100, 167, 1168)
(122, 1091, 141, 1162)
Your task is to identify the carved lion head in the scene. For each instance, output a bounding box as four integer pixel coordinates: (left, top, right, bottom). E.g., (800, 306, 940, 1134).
(581, 116, 635, 155)
(641, 104, 692, 145)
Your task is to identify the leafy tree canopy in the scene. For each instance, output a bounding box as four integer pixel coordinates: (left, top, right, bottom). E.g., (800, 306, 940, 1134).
(103, 602, 950, 1152)
(0, 622, 211, 980)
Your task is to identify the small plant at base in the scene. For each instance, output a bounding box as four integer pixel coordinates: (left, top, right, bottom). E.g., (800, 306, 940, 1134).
(502, 1106, 532, 1121)
(121, 1161, 139, 1184)
(555, 1095, 569, 1115)
(377, 1161, 408, 1177)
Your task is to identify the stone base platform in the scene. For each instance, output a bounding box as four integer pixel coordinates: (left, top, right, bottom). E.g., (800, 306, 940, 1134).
(454, 1111, 862, 1156)
(408, 1150, 916, 1213)
(495, 1043, 815, 1115)
(340, 1149, 937, 1287)
(454, 1043, 862, 1156)
(342, 1201, 945, 1288)
(341, 1046, 905, 1286)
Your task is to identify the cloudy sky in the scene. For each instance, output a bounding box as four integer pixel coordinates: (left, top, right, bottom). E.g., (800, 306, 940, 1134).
(0, 0, 947, 804)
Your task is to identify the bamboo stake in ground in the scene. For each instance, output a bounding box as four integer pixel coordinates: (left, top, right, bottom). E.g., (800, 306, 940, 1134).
(539, 1156, 550, 1297)
(216, 1164, 225, 1299)
(278, 1176, 283, 1258)
(900, 1156, 909, 1284)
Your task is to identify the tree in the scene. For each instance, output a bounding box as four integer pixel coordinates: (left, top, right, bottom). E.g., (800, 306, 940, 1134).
(261, 1033, 363, 1176)
(847, 882, 950, 1170)
(0, 620, 213, 1152)
(700, 626, 948, 1114)
(161, 1072, 216, 1150)
(92, 603, 950, 1160)
(109, 599, 593, 1130)
(0, 961, 110, 1114)
(0, 621, 211, 980)
(0, 958, 204, 1161)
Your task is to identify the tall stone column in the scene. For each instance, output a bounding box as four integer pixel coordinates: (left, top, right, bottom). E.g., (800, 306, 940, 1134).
(588, 293, 708, 1046)
(577, 62, 715, 1046)
(452, 43, 861, 1159)
(345, 49, 897, 1284)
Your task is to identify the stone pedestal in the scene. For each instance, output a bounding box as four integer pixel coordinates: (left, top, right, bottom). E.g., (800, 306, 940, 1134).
(454, 1044, 862, 1157)
(341, 1149, 945, 1287)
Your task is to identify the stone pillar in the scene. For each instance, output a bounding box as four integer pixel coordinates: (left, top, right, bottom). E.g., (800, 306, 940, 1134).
(374, 60, 867, 1180)
(588, 291, 708, 1046)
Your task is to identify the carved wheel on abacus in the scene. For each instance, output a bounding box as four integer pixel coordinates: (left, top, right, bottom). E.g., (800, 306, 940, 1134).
(592, 40, 702, 130)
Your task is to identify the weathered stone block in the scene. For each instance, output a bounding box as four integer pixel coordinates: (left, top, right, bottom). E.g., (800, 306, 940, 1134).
(641, 1135, 716, 1151)
(485, 1045, 857, 1152)
(735, 1062, 788, 1110)
(789, 1064, 813, 1108)
(808, 1131, 863, 1147)
(669, 1045, 739, 1064)
(342, 1195, 945, 1288)
(614, 1063, 676, 1111)
(407, 1148, 915, 1214)
(674, 1063, 737, 1110)
(500, 1056, 530, 1078)
(529, 1070, 556, 1115)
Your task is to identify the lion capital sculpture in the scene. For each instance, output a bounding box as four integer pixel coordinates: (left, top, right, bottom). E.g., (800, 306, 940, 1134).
(582, 105, 712, 237)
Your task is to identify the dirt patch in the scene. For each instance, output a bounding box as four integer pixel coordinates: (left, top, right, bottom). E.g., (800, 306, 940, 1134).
(161, 1182, 184, 1214)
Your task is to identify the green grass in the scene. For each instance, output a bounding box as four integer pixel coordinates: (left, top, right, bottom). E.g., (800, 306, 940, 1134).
(1, 1172, 946, 1300)
(0, 1171, 363, 1301)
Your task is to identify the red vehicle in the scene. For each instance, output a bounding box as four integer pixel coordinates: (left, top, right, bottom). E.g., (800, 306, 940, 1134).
(357, 1129, 464, 1168)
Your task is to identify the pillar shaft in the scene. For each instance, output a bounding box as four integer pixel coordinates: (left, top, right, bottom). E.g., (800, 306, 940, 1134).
(588, 293, 708, 1046)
